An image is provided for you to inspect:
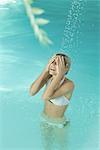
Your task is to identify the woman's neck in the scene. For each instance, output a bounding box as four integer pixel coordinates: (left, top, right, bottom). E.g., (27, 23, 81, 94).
(51, 75, 65, 82)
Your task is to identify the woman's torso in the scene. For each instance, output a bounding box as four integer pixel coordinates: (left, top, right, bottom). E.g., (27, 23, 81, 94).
(43, 77, 72, 118)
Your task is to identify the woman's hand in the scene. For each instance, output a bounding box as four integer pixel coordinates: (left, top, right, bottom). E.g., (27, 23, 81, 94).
(44, 55, 56, 73)
(56, 56, 66, 77)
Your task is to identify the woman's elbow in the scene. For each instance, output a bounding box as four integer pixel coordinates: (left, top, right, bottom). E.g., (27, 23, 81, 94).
(29, 88, 37, 96)
(42, 94, 51, 101)
(42, 90, 54, 101)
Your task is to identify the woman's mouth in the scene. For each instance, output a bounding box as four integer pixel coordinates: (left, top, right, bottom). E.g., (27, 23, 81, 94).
(50, 69, 55, 71)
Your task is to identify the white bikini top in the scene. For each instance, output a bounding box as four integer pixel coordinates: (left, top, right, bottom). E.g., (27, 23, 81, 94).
(46, 77, 70, 106)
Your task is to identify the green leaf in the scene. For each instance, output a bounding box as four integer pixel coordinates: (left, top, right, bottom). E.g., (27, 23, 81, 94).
(38, 29, 53, 45)
(31, 8, 44, 15)
(36, 18, 49, 25)
(43, 36, 53, 45)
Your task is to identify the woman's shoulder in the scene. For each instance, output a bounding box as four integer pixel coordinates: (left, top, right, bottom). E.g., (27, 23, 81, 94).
(64, 77, 75, 88)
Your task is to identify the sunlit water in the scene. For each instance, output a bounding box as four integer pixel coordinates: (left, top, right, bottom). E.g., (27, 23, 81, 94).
(0, 0, 99, 150)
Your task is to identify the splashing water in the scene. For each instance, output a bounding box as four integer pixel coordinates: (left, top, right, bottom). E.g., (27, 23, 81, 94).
(60, 0, 86, 52)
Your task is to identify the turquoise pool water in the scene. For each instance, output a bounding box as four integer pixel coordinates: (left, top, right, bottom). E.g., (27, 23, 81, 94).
(0, 0, 99, 150)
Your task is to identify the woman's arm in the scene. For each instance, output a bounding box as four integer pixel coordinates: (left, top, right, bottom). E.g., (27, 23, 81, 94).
(42, 56, 71, 100)
(42, 75, 74, 101)
(29, 55, 56, 96)
(42, 74, 64, 100)
(29, 70, 51, 96)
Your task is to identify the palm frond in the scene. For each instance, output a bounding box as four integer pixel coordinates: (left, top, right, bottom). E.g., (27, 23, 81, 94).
(36, 18, 49, 25)
(23, 0, 53, 45)
(32, 8, 44, 15)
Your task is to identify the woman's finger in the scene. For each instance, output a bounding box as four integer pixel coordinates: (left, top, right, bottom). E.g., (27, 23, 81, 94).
(59, 56, 62, 66)
(62, 56, 65, 66)
(55, 57, 58, 66)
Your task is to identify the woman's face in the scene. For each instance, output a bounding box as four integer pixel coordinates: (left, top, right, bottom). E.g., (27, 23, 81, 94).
(49, 55, 69, 76)
(49, 56, 58, 76)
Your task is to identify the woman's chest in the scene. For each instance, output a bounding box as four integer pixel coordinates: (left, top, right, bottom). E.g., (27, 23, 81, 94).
(43, 100, 68, 118)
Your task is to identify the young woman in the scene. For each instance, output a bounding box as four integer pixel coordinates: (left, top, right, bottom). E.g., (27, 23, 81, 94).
(29, 53, 75, 128)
